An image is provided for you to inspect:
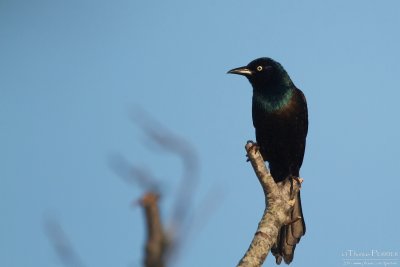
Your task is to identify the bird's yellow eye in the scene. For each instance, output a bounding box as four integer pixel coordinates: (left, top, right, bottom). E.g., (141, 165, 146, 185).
(256, 66, 263, 71)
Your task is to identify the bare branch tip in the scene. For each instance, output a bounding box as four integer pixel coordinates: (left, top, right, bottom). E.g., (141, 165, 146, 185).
(139, 192, 160, 207)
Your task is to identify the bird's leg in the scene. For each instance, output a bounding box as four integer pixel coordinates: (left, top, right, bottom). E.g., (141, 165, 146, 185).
(245, 140, 260, 162)
(288, 176, 303, 198)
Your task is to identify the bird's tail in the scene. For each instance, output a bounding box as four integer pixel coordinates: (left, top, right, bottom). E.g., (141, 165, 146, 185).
(271, 191, 305, 264)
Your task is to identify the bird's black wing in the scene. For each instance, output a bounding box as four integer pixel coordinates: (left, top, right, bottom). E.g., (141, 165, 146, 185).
(292, 88, 308, 174)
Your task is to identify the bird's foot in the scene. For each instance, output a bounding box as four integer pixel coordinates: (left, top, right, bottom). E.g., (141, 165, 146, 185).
(245, 140, 260, 162)
(293, 176, 304, 187)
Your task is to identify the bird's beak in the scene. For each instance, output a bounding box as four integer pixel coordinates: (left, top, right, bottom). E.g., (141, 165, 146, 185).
(227, 66, 253, 76)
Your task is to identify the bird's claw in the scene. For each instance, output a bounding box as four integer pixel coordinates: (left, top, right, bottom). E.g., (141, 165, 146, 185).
(293, 176, 303, 187)
(287, 199, 296, 207)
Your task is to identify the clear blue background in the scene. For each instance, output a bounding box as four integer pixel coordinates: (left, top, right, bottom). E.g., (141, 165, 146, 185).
(1, 0, 399, 266)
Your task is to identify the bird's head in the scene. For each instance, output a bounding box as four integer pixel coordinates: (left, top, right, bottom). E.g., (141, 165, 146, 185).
(227, 57, 293, 91)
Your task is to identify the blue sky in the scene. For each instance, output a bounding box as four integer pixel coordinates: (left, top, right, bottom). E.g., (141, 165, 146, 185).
(1, 0, 400, 266)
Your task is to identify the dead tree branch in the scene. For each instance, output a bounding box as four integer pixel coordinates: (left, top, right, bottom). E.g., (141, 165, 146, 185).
(131, 109, 199, 232)
(139, 192, 169, 267)
(110, 109, 202, 267)
(237, 142, 302, 267)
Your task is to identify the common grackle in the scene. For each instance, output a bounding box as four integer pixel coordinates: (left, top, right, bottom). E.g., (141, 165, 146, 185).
(228, 57, 308, 265)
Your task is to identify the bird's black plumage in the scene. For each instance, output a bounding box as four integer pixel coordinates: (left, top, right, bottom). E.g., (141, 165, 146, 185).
(228, 57, 308, 264)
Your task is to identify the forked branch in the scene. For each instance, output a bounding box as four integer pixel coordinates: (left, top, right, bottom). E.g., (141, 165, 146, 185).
(236, 142, 302, 267)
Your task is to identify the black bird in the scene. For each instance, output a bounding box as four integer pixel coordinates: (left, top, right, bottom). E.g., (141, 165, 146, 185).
(228, 57, 308, 264)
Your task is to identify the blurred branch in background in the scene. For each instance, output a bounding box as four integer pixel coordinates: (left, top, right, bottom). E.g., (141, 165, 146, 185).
(111, 108, 217, 267)
(109, 155, 161, 195)
(44, 219, 86, 267)
(130, 108, 200, 233)
(45, 109, 219, 267)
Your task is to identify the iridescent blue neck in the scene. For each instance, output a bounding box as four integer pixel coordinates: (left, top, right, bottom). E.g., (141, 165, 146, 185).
(253, 86, 294, 112)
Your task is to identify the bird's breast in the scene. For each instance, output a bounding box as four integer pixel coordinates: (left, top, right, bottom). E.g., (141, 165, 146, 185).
(252, 90, 304, 136)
